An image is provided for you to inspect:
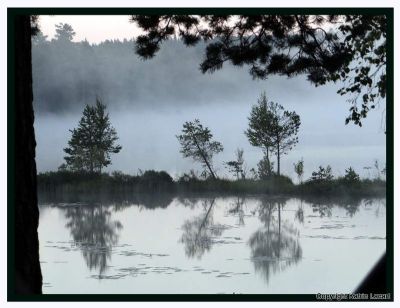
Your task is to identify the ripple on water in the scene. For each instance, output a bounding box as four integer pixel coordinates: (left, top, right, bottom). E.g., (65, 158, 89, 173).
(303, 234, 385, 240)
(118, 250, 170, 258)
(312, 223, 356, 230)
(88, 274, 127, 280)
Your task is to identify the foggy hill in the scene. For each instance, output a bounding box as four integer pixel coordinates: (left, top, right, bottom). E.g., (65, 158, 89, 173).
(32, 37, 270, 114)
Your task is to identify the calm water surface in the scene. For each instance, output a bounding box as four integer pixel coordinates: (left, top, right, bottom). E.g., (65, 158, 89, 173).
(38, 195, 386, 294)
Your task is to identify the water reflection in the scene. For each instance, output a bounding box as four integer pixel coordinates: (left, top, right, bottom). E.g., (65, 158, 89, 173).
(249, 198, 302, 282)
(112, 194, 174, 211)
(294, 201, 304, 224)
(228, 196, 245, 226)
(180, 199, 228, 259)
(305, 196, 376, 218)
(177, 196, 199, 209)
(63, 204, 123, 276)
(39, 193, 385, 289)
(365, 198, 386, 218)
(39, 192, 174, 211)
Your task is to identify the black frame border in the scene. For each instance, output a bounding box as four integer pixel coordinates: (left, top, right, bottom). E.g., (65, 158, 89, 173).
(7, 7, 394, 302)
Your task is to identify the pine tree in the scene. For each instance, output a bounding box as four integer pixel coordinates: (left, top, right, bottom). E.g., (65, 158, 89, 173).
(245, 92, 276, 172)
(268, 102, 301, 176)
(63, 99, 122, 173)
(246, 93, 300, 176)
(54, 23, 75, 42)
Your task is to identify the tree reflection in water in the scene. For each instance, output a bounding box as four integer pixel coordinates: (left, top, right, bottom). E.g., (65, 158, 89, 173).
(227, 196, 245, 226)
(249, 198, 302, 283)
(63, 204, 123, 276)
(294, 200, 304, 225)
(368, 198, 386, 218)
(307, 196, 363, 218)
(180, 198, 227, 259)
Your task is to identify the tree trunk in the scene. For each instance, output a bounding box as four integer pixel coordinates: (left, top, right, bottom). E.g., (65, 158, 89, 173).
(191, 134, 217, 180)
(195, 199, 215, 241)
(277, 143, 280, 176)
(14, 15, 43, 294)
(264, 146, 272, 177)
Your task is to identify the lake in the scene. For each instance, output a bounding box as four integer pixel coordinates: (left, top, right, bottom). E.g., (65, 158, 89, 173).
(38, 195, 386, 294)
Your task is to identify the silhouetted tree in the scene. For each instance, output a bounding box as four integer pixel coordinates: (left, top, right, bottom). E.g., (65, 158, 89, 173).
(310, 165, 334, 182)
(293, 158, 304, 184)
(245, 93, 275, 171)
(344, 167, 360, 183)
(14, 14, 43, 295)
(64, 99, 122, 173)
(176, 119, 223, 179)
(225, 148, 245, 179)
(54, 23, 76, 42)
(131, 15, 386, 126)
(246, 93, 300, 176)
(269, 102, 300, 176)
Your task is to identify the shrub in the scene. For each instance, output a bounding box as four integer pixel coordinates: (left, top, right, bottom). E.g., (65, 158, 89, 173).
(343, 167, 360, 183)
(310, 165, 334, 182)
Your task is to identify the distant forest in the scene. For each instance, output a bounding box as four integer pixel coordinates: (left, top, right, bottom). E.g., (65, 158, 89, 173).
(32, 25, 256, 114)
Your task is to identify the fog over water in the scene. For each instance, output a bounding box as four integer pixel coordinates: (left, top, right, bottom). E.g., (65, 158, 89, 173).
(33, 37, 386, 180)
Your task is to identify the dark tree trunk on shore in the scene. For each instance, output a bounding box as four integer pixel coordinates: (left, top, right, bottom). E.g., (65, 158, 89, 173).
(14, 15, 42, 294)
(277, 142, 280, 176)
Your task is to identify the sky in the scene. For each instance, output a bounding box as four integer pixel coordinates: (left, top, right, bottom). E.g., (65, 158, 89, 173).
(34, 15, 387, 181)
(39, 15, 142, 43)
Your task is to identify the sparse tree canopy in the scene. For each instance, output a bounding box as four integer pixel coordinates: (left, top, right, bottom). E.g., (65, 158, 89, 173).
(176, 119, 223, 179)
(246, 93, 300, 176)
(131, 15, 386, 125)
(310, 165, 334, 182)
(63, 99, 122, 173)
(225, 148, 245, 179)
(268, 103, 300, 176)
(245, 92, 275, 162)
(293, 158, 304, 183)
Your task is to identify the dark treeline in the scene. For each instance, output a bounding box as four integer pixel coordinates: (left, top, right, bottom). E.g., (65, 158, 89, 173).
(33, 34, 139, 113)
(38, 170, 174, 195)
(32, 27, 255, 114)
(37, 168, 386, 199)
